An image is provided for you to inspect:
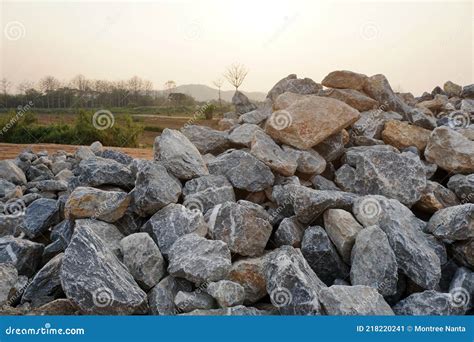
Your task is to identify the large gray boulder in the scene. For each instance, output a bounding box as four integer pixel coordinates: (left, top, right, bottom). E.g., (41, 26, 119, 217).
(206, 280, 245, 308)
(319, 285, 394, 315)
(350, 226, 398, 296)
(148, 276, 193, 315)
(61, 222, 148, 314)
(120, 233, 166, 291)
(167, 234, 232, 284)
(0, 160, 27, 185)
(141, 203, 208, 257)
(393, 290, 465, 315)
(264, 245, 327, 315)
(228, 124, 263, 147)
(335, 147, 426, 206)
(154, 128, 209, 180)
(208, 150, 274, 192)
(21, 198, 60, 239)
(447, 174, 474, 203)
(267, 74, 322, 102)
(206, 201, 272, 257)
(301, 226, 349, 285)
(183, 175, 235, 214)
(132, 161, 182, 216)
(0, 263, 18, 306)
(353, 195, 441, 289)
(181, 125, 230, 155)
(232, 91, 257, 114)
(426, 204, 474, 242)
(0, 236, 44, 277)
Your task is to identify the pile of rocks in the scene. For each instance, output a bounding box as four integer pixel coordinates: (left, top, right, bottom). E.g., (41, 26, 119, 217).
(0, 70, 473, 316)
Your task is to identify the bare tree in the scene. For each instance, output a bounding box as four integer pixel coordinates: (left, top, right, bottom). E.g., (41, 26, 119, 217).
(224, 63, 248, 91)
(164, 80, 176, 96)
(39, 76, 60, 108)
(17, 80, 34, 94)
(212, 78, 223, 108)
(0, 78, 12, 107)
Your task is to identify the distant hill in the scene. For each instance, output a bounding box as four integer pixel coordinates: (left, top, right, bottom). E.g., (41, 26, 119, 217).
(159, 84, 267, 103)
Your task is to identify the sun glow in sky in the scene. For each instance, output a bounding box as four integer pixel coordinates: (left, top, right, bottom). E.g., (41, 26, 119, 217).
(1, 0, 473, 95)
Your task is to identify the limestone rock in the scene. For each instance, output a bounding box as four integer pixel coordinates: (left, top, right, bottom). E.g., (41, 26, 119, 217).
(142, 203, 208, 257)
(321, 70, 368, 91)
(381, 120, 431, 151)
(21, 198, 60, 239)
(321, 88, 378, 111)
(208, 150, 274, 192)
(154, 128, 209, 180)
(352, 110, 403, 139)
(61, 222, 148, 314)
(274, 216, 305, 248)
(267, 74, 322, 102)
(350, 226, 398, 296)
(232, 91, 257, 114)
(447, 174, 474, 203)
(120, 233, 166, 291)
(393, 290, 463, 315)
(0, 263, 18, 306)
(0, 236, 44, 276)
(65, 187, 129, 223)
(206, 280, 245, 308)
(228, 256, 267, 304)
(0, 160, 27, 185)
(415, 181, 460, 213)
(444, 81, 462, 97)
(426, 204, 474, 242)
(181, 125, 230, 155)
(183, 175, 235, 214)
(148, 275, 193, 315)
(167, 234, 232, 284)
(319, 285, 394, 315)
(363, 74, 411, 116)
(425, 127, 474, 173)
(174, 290, 216, 313)
(228, 124, 263, 147)
(265, 92, 360, 150)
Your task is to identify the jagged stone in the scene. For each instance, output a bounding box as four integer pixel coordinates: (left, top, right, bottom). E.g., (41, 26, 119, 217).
(352, 110, 403, 139)
(0, 236, 44, 277)
(415, 181, 460, 213)
(426, 204, 474, 242)
(174, 290, 216, 313)
(393, 290, 464, 315)
(0, 263, 18, 306)
(228, 124, 263, 147)
(181, 125, 230, 155)
(228, 256, 267, 304)
(148, 276, 193, 315)
(182, 175, 235, 214)
(321, 88, 378, 111)
(21, 198, 59, 239)
(363, 74, 411, 117)
(267, 74, 322, 101)
(382, 120, 431, 151)
(232, 91, 257, 114)
(0, 160, 27, 185)
(274, 216, 305, 248)
(206, 280, 245, 308)
(321, 70, 368, 91)
(448, 174, 474, 203)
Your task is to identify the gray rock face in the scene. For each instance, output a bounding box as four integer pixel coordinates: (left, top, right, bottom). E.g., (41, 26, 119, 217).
(148, 276, 193, 315)
(182, 175, 235, 214)
(228, 124, 263, 147)
(181, 125, 230, 155)
(292, 186, 358, 225)
(264, 245, 327, 315)
(99, 149, 133, 165)
(335, 148, 426, 206)
(425, 127, 474, 174)
(228, 256, 267, 304)
(0, 160, 27, 185)
(206, 201, 272, 257)
(22, 253, 64, 307)
(323, 209, 363, 264)
(312, 132, 345, 162)
(282, 146, 327, 174)
(319, 285, 394, 315)
(363, 74, 411, 117)
(61, 222, 148, 315)
(64, 187, 130, 223)
(448, 174, 474, 203)
(301, 226, 349, 286)
(274, 216, 305, 248)
(0, 263, 18, 306)
(267, 74, 322, 102)
(70, 157, 135, 190)
(426, 204, 474, 242)
(167, 234, 232, 284)
(120, 233, 166, 291)
(238, 109, 271, 125)
(232, 91, 257, 114)
(353, 196, 441, 289)
(415, 180, 460, 214)
(142, 204, 208, 257)
(206, 280, 245, 307)
(0, 236, 44, 276)
(311, 175, 340, 191)
(0, 179, 16, 198)
(393, 290, 464, 315)
(76, 219, 125, 258)
(208, 150, 274, 192)
(350, 226, 398, 296)
(132, 161, 182, 216)
(449, 267, 474, 310)
(21, 198, 59, 239)
(174, 290, 217, 313)
(352, 110, 403, 139)
(461, 84, 474, 98)
(154, 129, 209, 180)
(181, 305, 271, 316)
(250, 131, 298, 176)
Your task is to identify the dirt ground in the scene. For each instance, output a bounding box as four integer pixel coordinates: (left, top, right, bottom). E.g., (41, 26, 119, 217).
(0, 143, 153, 160)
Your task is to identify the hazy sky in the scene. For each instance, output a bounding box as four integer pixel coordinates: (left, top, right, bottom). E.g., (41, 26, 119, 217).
(1, 0, 473, 95)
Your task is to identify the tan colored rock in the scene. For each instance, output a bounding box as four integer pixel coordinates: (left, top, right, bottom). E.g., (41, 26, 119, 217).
(322, 88, 378, 111)
(227, 256, 267, 304)
(425, 127, 474, 173)
(265, 92, 360, 150)
(64, 186, 130, 222)
(415, 181, 460, 214)
(416, 94, 448, 113)
(321, 70, 368, 90)
(323, 209, 363, 264)
(443, 81, 462, 97)
(381, 120, 431, 151)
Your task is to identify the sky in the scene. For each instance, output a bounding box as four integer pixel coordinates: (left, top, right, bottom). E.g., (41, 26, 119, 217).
(1, 0, 473, 95)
